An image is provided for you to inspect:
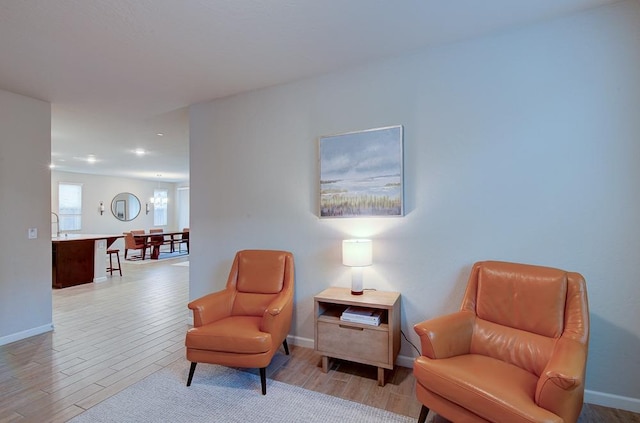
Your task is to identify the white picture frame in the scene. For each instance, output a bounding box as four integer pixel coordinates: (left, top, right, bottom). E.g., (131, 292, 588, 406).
(319, 125, 404, 218)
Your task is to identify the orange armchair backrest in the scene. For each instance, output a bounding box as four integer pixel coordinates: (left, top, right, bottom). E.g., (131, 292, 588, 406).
(460, 261, 588, 377)
(462, 261, 567, 337)
(226, 250, 294, 317)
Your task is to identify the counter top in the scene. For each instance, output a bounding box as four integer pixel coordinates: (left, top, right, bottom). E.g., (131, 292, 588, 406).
(52, 233, 123, 242)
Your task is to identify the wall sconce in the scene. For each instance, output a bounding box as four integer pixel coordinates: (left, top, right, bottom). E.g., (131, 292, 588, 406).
(99, 201, 104, 215)
(145, 203, 150, 215)
(342, 239, 373, 295)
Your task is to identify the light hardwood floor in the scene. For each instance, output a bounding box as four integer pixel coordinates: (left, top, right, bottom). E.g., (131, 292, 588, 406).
(0, 257, 638, 422)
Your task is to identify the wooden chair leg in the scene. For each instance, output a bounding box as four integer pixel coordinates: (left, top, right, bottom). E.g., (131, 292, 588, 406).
(116, 252, 122, 276)
(260, 368, 266, 395)
(186, 362, 197, 386)
(418, 405, 430, 423)
(282, 339, 290, 355)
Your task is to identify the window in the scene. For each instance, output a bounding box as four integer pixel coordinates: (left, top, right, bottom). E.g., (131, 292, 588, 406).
(58, 182, 82, 231)
(177, 186, 190, 230)
(152, 188, 168, 226)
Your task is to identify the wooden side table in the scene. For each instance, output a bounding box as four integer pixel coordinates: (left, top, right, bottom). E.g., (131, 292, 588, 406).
(314, 287, 401, 386)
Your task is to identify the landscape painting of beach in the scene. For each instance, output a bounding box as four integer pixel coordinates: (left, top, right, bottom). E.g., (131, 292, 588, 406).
(319, 125, 403, 218)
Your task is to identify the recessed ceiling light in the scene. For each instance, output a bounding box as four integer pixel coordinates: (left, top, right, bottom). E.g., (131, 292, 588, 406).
(49, 163, 55, 169)
(135, 148, 146, 156)
(156, 133, 164, 136)
(87, 154, 97, 163)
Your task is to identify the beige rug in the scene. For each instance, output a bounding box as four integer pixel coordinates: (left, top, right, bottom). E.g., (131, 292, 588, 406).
(69, 359, 417, 423)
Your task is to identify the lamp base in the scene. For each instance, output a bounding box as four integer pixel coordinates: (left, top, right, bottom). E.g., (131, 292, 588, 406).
(351, 267, 364, 296)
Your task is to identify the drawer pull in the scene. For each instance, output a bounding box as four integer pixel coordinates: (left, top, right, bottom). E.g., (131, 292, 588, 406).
(339, 324, 364, 331)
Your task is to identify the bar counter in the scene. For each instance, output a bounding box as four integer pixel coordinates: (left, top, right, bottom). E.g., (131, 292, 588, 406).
(52, 234, 122, 289)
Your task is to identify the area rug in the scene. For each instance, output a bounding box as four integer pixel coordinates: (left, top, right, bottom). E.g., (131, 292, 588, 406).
(69, 359, 415, 423)
(124, 252, 189, 265)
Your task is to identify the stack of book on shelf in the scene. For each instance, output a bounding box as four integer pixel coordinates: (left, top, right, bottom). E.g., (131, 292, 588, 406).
(340, 306, 382, 326)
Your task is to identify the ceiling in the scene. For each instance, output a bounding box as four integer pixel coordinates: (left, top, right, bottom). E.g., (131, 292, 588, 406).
(0, 0, 619, 183)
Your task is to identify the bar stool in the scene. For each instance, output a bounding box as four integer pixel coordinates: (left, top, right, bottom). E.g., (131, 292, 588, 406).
(107, 249, 122, 276)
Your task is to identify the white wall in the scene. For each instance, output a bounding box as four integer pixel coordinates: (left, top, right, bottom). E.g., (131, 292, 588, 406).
(0, 89, 52, 344)
(190, 1, 640, 410)
(51, 171, 181, 251)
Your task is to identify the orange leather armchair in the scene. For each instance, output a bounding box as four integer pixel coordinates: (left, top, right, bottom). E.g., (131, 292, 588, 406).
(413, 261, 589, 423)
(185, 249, 294, 394)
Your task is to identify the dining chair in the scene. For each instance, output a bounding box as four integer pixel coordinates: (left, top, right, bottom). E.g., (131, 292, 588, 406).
(175, 228, 189, 253)
(149, 228, 173, 253)
(123, 231, 148, 260)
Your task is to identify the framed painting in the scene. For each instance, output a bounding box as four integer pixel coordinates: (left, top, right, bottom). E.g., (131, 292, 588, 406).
(319, 125, 404, 218)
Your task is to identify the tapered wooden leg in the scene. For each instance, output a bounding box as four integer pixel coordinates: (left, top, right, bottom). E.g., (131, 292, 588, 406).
(186, 362, 197, 386)
(377, 367, 385, 386)
(260, 368, 267, 395)
(321, 356, 329, 373)
(282, 339, 289, 355)
(418, 405, 430, 423)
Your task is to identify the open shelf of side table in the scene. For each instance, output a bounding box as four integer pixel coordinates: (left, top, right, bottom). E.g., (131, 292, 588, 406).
(314, 287, 401, 386)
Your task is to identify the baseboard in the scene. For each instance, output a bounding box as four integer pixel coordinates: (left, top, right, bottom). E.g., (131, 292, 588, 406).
(396, 354, 416, 369)
(287, 334, 314, 349)
(585, 389, 640, 413)
(0, 323, 54, 346)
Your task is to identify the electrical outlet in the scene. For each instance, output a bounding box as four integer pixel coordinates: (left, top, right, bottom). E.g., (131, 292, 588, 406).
(28, 228, 38, 239)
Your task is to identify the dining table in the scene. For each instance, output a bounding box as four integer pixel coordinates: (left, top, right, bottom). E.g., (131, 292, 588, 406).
(132, 230, 189, 260)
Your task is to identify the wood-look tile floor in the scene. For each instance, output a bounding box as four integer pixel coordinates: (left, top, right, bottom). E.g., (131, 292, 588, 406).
(1, 257, 638, 422)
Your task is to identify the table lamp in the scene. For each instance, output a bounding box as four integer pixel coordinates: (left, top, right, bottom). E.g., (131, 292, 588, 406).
(342, 239, 372, 295)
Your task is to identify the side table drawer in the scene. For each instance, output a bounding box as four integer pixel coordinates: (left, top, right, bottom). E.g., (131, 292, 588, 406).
(317, 321, 389, 365)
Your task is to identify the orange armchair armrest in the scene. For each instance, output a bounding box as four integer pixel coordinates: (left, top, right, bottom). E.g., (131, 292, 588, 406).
(260, 290, 293, 336)
(414, 311, 475, 359)
(536, 338, 587, 396)
(536, 337, 587, 418)
(188, 289, 234, 327)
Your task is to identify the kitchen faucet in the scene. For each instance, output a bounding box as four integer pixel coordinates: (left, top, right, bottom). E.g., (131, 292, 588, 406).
(51, 212, 60, 237)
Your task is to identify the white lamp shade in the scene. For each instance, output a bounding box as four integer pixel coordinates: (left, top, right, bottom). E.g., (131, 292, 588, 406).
(342, 239, 373, 267)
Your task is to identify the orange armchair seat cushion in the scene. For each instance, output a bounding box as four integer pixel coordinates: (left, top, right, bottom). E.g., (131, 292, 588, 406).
(414, 355, 560, 423)
(185, 316, 270, 354)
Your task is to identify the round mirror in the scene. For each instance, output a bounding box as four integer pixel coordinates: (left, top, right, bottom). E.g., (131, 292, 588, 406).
(111, 192, 141, 221)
